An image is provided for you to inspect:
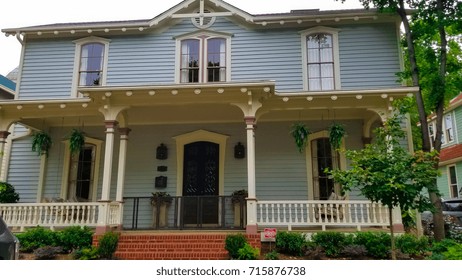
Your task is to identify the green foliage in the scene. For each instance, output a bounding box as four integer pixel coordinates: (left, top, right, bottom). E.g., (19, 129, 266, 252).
(395, 234, 429, 256)
(72, 247, 100, 260)
(328, 123, 346, 150)
(443, 243, 462, 260)
(354, 232, 391, 259)
(16, 227, 60, 253)
(0, 181, 19, 203)
(97, 231, 119, 259)
(31, 131, 52, 157)
(58, 226, 93, 252)
(311, 232, 351, 257)
(69, 129, 85, 155)
(329, 114, 439, 214)
(290, 123, 310, 153)
(275, 231, 307, 256)
(150, 192, 173, 206)
(224, 233, 247, 259)
(430, 238, 459, 255)
(264, 250, 279, 260)
(237, 243, 260, 260)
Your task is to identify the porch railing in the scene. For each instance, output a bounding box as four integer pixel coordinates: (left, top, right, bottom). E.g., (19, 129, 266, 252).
(0, 202, 122, 232)
(257, 200, 389, 231)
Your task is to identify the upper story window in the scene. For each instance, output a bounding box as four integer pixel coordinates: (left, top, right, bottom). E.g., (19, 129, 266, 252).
(428, 112, 455, 148)
(448, 165, 459, 198)
(176, 32, 231, 83)
(301, 27, 340, 91)
(72, 37, 110, 96)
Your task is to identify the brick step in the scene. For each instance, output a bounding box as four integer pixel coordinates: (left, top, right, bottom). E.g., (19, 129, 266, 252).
(94, 232, 261, 260)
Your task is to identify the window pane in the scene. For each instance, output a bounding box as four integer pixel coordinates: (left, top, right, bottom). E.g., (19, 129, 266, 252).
(181, 39, 200, 83)
(207, 38, 226, 82)
(308, 49, 319, 63)
(321, 64, 333, 78)
(321, 78, 334, 90)
(449, 166, 457, 184)
(320, 47, 333, 63)
(308, 64, 320, 78)
(308, 79, 321, 91)
(79, 43, 104, 86)
(445, 114, 454, 142)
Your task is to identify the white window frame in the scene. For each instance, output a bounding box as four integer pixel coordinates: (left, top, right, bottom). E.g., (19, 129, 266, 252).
(301, 26, 341, 91)
(71, 36, 110, 97)
(175, 31, 231, 83)
(429, 112, 456, 148)
(447, 165, 459, 198)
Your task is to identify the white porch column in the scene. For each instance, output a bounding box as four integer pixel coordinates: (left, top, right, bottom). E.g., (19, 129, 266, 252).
(116, 127, 131, 202)
(0, 131, 10, 181)
(245, 116, 258, 234)
(101, 120, 118, 201)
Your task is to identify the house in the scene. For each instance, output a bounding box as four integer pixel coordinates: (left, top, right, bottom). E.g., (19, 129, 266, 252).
(0, 0, 417, 236)
(430, 93, 462, 198)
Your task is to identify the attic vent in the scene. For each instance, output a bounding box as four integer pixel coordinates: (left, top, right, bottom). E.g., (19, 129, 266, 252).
(191, 9, 216, 28)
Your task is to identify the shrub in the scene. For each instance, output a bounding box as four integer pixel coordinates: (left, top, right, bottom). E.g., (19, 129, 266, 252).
(58, 226, 93, 252)
(430, 238, 459, 255)
(354, 231, 391, 259)
(237, 243, 260, 260)
(15, 227, 59, 253)
(97, 231, 119, 259)
(443, 243, 462, 260)
(0, 182, 19, 203)
(72, 247, 100, 260)
(264, 250, 279, 260)
(225, 233, 247, 259)
(395, 234, 429, 256)
(341, 245, 368, 259)
(275, 231, 307, 256)
(311, 232, 351, 257)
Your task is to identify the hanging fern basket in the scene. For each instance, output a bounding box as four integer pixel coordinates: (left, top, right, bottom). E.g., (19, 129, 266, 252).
(329, 123, 346, 150)
(69, 129, 85, 155)
(31, 131, 52, 157)
(291, 123, 311, 153)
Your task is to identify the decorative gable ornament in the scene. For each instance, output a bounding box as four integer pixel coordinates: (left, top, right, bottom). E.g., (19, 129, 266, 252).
(191, 8, 216, 29)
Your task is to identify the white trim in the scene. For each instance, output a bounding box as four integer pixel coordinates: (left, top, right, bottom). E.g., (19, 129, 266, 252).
(60, 136, 103, 202)
(173, 129, 228, 196)
(175, 32, 231, 83)
(447, 165, 459, 198)
(305, 130, 346, 200)
(300, 26, 341, 91)
(71, 36, 111, 97)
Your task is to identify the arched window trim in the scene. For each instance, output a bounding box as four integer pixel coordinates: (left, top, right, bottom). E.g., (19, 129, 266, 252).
(71, 36, 110, 97)
(300, 26, 341, 91)
(175, 31, 231, 83)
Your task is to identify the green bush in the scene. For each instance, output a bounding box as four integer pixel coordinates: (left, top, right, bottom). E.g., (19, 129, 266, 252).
(0, 182, 19, 203)
(15, 227, 59, 253)
(354, 231, 391, 259)
(264, 250, 279, 260)
(237, 243, 260, 260)
(442, 243, 462, 260)
(311, 232, 351, 257)
(225, 233, 248, 259)
(275, 231, 307, 256)
(430, 239, 459, 255)
(395, 234, 429, 256)
(97, 231, 119, 259)
(58, 226, 93, 252)
(73, 247, 100, 260)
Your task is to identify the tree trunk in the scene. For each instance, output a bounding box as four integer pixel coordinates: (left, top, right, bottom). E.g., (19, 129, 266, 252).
(389, 207, 396, 260)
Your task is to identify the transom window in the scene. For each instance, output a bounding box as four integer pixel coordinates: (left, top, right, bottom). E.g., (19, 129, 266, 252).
(301, 27, 340, 91)
(177, 33, 230, 83)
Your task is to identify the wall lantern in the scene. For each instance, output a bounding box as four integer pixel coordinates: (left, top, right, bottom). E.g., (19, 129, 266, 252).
(156, 143, 168, 160)
(234, 142, 245, 159)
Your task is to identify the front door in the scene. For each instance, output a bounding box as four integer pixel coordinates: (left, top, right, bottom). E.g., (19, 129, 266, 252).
(182, 141, 219, 225)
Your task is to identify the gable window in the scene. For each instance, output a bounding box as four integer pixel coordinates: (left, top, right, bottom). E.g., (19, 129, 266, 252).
(448, 166, 459, 198)
(72, 37, 110, 96)
(301, 27, 340, 91)
(177, 33, 230, 83)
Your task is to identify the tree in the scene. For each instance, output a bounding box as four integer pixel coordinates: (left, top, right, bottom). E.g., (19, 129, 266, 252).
(329, 113, 439, 259)
(336, 0, 462, 241)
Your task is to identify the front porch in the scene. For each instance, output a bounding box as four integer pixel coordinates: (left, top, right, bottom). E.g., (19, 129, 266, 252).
(0, 196, 394, 233)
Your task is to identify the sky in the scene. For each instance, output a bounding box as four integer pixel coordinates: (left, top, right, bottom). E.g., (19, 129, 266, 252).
(0, 0, 363, 77)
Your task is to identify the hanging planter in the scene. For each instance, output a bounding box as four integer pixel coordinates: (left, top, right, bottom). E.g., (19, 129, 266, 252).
(329, 123, 346, 150)
(291, 123, 311, 153)
(69, 129, 85, 155)
(31, 131, 52, 157)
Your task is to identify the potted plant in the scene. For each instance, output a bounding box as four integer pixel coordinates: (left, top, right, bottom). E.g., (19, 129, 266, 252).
(290, 123, 311, 153)
(150, 192, 172, 228)
(328, 123, 346, 150)
(69, 129, 85, 155)
(31, 131, 52, 157)
(231, 189, 248, 228)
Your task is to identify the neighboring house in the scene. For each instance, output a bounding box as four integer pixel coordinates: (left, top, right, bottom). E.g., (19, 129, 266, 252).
(0, 0, 417, 234)
(430, 93, 462, 199)
(0, 74, 15, 99)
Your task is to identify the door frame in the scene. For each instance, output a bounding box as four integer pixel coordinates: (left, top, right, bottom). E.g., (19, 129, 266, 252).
(173, 129, 228, 197)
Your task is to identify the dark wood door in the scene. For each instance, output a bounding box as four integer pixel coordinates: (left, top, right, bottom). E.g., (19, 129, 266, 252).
(182, 141, 219, 225)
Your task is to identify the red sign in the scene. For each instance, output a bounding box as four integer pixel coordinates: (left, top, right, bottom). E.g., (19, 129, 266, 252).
(264, 228, 277, 239)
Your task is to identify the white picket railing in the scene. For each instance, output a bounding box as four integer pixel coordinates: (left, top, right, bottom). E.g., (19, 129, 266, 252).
(0, 202, 122, 232)
(257, 200, 389, 231)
